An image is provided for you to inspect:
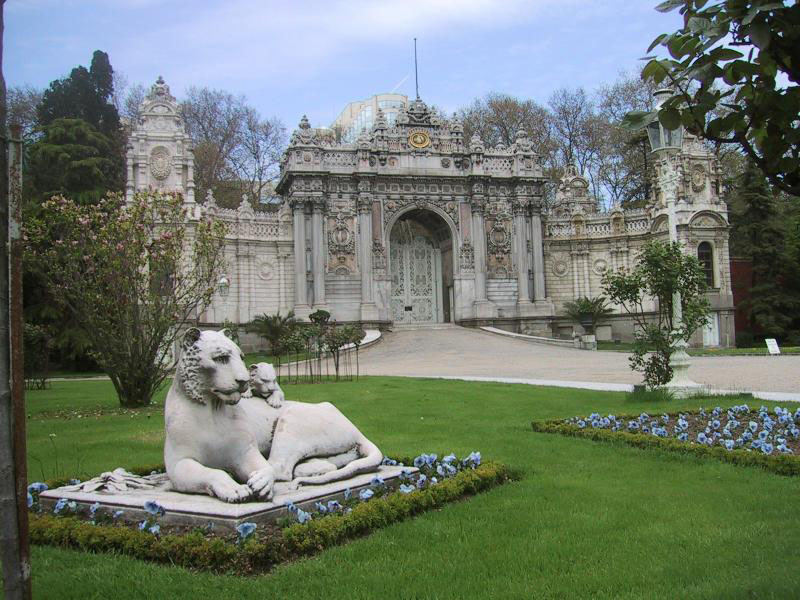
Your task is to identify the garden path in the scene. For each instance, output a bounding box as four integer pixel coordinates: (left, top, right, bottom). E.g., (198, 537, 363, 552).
(357, 326, 800, 397)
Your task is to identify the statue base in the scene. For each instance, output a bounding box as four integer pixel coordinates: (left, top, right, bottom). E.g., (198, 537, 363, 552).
(39, 465, 416, 532)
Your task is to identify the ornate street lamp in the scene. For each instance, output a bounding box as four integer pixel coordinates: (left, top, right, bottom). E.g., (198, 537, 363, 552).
(647, 90, 700, 396)
(218, 275, 230, 298)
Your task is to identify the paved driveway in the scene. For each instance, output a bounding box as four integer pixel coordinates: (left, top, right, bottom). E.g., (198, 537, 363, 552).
(358, 326, 800, 394)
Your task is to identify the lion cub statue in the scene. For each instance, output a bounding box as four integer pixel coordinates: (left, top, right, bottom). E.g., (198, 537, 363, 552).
(164, 328, 382, 503)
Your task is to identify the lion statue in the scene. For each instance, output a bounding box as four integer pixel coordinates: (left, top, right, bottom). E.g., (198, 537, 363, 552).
(165, 329, 383, 503)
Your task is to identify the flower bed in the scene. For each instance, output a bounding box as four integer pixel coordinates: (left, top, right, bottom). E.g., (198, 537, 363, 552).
(27, 453, 513, 575)
(531, 404, 800, 476)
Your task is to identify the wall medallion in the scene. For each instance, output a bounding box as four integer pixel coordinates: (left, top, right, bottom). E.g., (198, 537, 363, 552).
(408, 131, 431, 149)
(149, 146, 171, 180)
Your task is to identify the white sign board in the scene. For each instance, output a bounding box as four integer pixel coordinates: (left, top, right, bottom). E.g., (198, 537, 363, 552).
(765, 338, 781, 355)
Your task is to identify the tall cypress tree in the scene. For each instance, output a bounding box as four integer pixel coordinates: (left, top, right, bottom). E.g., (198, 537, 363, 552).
(34, 50, 124, 196)
(733, 162, 800, 340)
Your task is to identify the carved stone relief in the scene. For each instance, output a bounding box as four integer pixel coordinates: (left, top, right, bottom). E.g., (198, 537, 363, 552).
(327, 213, 356, 274)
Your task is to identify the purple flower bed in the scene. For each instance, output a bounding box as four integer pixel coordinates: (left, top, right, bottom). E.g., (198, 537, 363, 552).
(563, 405, 799, 455)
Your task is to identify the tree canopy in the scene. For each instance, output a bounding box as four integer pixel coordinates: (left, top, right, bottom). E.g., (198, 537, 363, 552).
(626, 0, 800, 196)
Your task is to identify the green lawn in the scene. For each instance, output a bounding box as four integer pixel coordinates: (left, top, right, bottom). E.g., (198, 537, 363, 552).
(25, 378, 800, 599)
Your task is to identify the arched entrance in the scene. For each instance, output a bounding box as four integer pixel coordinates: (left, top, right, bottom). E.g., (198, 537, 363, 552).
(389, 209, 454, 324)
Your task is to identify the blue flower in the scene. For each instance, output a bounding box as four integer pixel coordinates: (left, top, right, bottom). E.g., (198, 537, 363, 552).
(711, 419, 721, 430)
(442, 454, 456, 464)
(113, 510, 124, 520)
(724, 440, 734, 451)
(761, 443, 774, 455)
(697, 432, 708, 444)
(370, 476, 385, 487)
(425, 453, 438, 465)
(641, 426, 650, 434)
(628, 421, 639, 430)
(742, 431, 753, 442)
(343, 489, 352, 501)
(399, 484, 415, 494)
(297, 509, 312, 524)
(381, 457, 397, 466)
(577, 419, 586, 429)
(431, 477, 439, 484)
(314, 501, 328, 513)
(661, 414, 670, 424)
(27, 482, 48, 494)
(465, 451, 481, 466)
(143, 500, 165, 517)
(53, 498, 68, 514)
(639, 412, 649, 422)
(416, 474, 427, 489)
(89, 502, 100, 517)
(27, 492, 33, 508)
(677, 432, 688, 442)
(285, 501, 298, 514)
(327, 500, 342, 512)
(68, 479, 81, 486)
(758, 430, 769, 441)
(413, 455, 426, 468)
(138, 520, 147, 530)
(359, 488, 374, 501)
(749, 421, 758, 433)
(148, 524, 161, 535)
(236, 522, 256, 540)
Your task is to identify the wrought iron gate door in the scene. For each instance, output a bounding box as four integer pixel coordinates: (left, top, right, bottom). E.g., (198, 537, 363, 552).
(390, 231, 437, 324)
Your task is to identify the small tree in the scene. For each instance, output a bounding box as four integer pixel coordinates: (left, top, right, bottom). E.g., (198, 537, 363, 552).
(246, 311, 296, 366)
(25, 190, 227, 407)
(563, 295, 614, 335)
(603, 240, 710, 388)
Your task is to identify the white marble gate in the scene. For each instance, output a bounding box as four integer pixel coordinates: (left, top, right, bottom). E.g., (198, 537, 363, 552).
(390, 225, 441, 324)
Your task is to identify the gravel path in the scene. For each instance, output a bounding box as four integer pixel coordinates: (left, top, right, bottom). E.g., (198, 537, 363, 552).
(357, 326, 800, 394)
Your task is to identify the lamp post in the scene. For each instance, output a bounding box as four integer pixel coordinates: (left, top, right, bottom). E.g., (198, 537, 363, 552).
(646, 90, 700, 396)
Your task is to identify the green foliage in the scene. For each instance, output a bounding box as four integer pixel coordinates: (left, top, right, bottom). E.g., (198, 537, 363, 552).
(29, 462, 510, 575)
(220, 319, 241, 346)
(23, 322, 53, 390)
(37, 50, 120, 142)
(27, 118, 119, 205)
(562, 295, 614, 334)
(531, 417, 800, 477)
(731, 163, 800, 340)
(24, 191, 227, 407)
(603, 240, 710, 387)
(629, 1, 800, 196)
(245, 311, 297, 362)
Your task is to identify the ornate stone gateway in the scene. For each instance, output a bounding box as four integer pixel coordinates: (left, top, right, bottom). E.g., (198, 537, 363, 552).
(390, 221, 441, 324)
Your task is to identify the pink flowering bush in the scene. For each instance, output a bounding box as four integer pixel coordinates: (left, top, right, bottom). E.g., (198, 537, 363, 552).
(25, 191, 227, 406)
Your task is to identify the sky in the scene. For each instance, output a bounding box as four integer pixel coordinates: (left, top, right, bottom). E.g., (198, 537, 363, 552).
(6, 0, 683, 130)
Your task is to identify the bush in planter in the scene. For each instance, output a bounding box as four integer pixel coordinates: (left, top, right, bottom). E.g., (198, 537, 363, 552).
(563, 296, 613, 335)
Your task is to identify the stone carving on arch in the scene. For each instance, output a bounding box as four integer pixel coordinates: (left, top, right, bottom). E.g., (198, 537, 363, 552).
(382, 195, 460, 232)
(689, 211, 726, 229)
(651, 215, 669, 233)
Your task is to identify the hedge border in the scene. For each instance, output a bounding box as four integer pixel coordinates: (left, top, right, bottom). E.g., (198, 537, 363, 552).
(30, 460, 514, 575)
(531, 413, 800, 477)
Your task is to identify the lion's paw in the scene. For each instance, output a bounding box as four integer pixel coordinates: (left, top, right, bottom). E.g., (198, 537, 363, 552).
(247, 467, 275, 500)
(211, 480, 252, 503)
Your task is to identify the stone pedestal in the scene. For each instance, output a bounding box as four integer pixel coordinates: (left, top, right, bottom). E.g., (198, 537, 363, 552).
(662, 338, 704, 398)
(39, 465, 416, 533)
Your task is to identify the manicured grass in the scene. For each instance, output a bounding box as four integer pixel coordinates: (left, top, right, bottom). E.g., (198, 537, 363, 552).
(26, 377, 800, 599)
(596, 340, 800, 355)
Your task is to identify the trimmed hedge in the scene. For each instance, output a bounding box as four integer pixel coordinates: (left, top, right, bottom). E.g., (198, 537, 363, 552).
(31, 460, 513, 575)
(531, 417, 800, 476)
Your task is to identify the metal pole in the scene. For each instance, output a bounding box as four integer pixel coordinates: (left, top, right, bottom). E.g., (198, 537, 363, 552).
(0, 0, 32, 593)
(414, 38, 419, 100)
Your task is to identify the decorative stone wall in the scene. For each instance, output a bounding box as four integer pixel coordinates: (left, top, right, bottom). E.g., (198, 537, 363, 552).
(127, 79, 735, 346)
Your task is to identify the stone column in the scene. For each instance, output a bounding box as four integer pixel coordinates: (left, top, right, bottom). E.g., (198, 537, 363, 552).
(292, 199, 310, 314)
(530, 213, 546, 301)
(471, 205, 487, 302)
(358, 194, 379, 320)
(311, 198, 328, 309)
(470, 196, 497, 318)
(513, 201, 532, 306)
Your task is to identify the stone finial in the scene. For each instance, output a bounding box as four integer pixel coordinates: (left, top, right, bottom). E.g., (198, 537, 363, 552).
(470, 132, 484, 153)
(298, 115, 311, 130)
(450, 112, 463, 133)
(147, 75, 176, 103)
(374, 108, 387, 130)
